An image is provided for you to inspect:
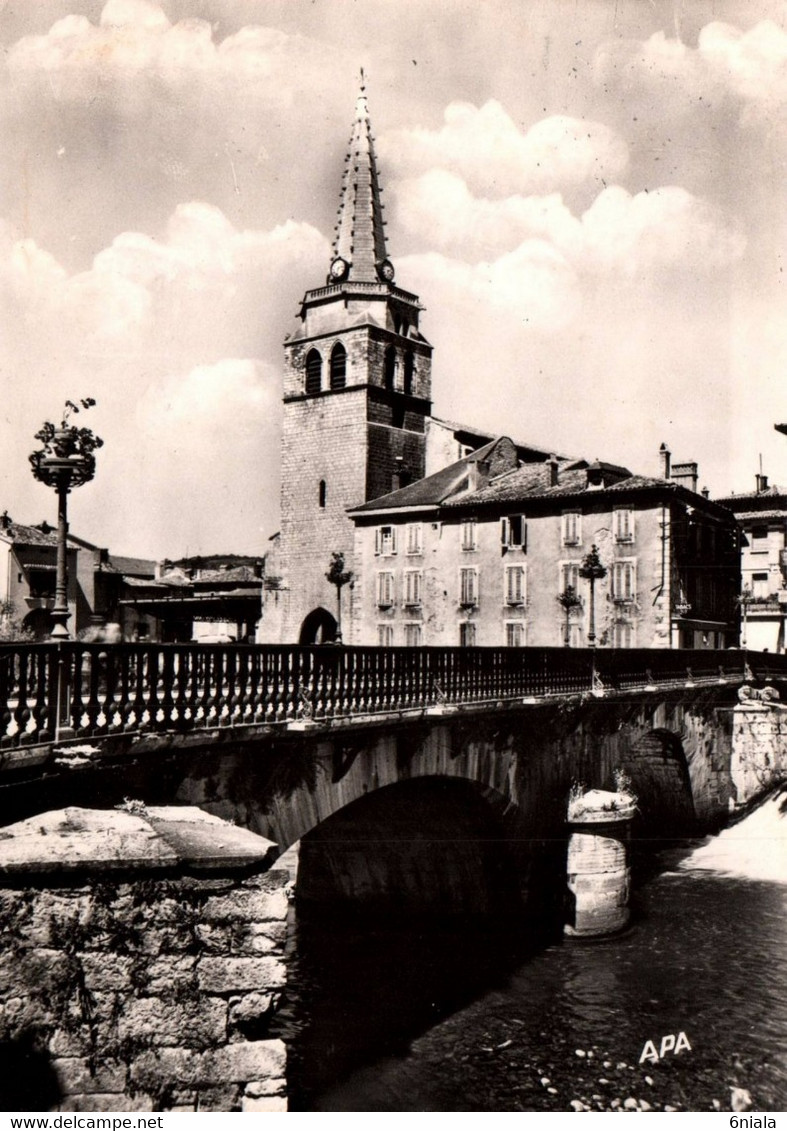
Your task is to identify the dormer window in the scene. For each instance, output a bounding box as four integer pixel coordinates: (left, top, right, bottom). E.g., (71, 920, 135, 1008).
(305, 349, 322, 395)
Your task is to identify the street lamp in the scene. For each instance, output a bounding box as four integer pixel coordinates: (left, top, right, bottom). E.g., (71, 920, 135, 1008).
(579, 545, 607, 648)
(29, 399, 103, 639)
(737, 585, 753, 650)
(325, 551, 354, 645)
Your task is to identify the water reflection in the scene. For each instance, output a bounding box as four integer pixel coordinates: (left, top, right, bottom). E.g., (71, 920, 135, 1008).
(275, 789, 787, 1112)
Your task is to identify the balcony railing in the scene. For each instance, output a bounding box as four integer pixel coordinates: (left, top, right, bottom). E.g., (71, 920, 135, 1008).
(0, 642, 783, 750)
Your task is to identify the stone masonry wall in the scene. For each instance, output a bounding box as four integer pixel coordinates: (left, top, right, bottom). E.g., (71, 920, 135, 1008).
(0, 869, 290, 1112)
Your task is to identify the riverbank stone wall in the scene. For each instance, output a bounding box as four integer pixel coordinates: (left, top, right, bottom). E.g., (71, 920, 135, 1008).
(0, 806, 290, 1113)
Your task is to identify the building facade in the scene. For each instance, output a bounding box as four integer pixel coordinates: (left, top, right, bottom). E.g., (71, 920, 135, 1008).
(348, 442, 740, 649)
(715, 474, 787, 652)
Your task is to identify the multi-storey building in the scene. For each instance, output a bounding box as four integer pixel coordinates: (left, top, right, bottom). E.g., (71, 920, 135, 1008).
(347, 441, 740, 649)
(715, 473, 787, 652)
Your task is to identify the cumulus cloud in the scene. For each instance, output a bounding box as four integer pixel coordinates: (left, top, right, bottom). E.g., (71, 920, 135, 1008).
(393, 170, 745, 277)
(379, 100, 629, 197)
(595, 18, 787, 119)
(0, 202, 328, 556)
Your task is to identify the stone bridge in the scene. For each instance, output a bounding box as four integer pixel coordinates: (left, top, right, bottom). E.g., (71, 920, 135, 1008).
(1, 644, 787, 1110)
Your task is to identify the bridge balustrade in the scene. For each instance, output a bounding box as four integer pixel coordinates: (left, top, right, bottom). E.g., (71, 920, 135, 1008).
(0, 641, 784, 749)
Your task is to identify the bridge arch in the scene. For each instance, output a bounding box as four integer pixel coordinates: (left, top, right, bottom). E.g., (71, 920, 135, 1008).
(295, 776, 531, 917)
(619, 726, 696, 835)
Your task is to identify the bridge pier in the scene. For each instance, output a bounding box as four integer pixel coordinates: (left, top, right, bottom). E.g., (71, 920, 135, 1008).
(564, 789, 635, 938)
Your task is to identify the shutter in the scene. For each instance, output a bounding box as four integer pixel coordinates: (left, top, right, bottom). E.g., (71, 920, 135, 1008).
(374, 528, 381, 556)
(501, 518, 510, 547)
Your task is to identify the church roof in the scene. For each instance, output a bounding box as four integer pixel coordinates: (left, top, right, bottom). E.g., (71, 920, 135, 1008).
(333, 74, 389, 282)
(348, 439, 505, 514)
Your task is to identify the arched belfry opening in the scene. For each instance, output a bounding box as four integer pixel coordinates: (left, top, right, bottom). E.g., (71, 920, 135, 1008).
(299, 607, 338, 645)
(329, 343, 347, 389)
(305, 349, 322, 395)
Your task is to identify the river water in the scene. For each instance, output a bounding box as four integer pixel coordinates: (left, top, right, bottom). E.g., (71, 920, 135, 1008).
(275, 787, 787, 1113)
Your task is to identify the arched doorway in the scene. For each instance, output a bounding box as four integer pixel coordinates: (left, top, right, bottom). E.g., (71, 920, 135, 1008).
(299, 607, 337, 644)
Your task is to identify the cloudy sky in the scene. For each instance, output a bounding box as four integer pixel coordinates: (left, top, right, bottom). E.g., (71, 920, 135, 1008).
(1, 0, 786, 559)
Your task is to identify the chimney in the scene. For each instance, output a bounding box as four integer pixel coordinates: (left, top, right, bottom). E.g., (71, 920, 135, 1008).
(0, 511, 10, 531)
(671, 461, 699, 493)
(701, 486, 710, 499)
(545, 454, 559, 487)
(468, 456, 492, 491)
(755, 472, 769, 494)
(659, 443, 671, 480)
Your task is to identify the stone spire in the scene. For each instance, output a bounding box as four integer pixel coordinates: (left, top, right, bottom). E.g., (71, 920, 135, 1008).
(331, 71, 392, 284)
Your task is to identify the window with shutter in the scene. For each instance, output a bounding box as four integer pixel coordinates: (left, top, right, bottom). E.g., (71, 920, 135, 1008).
(611, 560, 636, 601)
(501, 515, 526, 550)
(376, 571, 395, 607)
(613, 620, 633, 648)
(459, 622, 477, 646)
(562, 512, 582, 546)
(404, 570, 422, 606)
(461, 519, 477, 551)
(460, 567, 478, 606)
(614, 508, 635, 543)
(560, 562, 580, 592)
(504, 565, 525, 605)
(505, 621, 524, 647)
(404, 622, 422, 647)
(376, 525, 397, 556)
(405, 522, 423, 555)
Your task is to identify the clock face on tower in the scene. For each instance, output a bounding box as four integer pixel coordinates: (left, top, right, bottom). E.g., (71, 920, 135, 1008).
(330, 257, 348, 281)
(378, 259, 395, 282)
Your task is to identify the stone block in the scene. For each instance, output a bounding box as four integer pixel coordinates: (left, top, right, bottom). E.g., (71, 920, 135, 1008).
(194, 923, 232, 954)
(53, 1057, 127, 1096)
(198, 957, 286, 994)
(118, 997, 227, 1048)
(59, 1094, 155, 1113)
(231, 923, 281, 956)
(243, 1095, 287, 1112)
(229, 993, 274, 1026)
(80, 954, 134, 993)
(144, 955, 198, 995)
(195, 1086, 241, 1112)
(245, 1077, 285, 1098)
(203, 1039, 286, 1084)
(203, 890, 288, 924)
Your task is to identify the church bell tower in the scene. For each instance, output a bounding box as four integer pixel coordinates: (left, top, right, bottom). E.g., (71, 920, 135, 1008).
(260, 76, 433, 644)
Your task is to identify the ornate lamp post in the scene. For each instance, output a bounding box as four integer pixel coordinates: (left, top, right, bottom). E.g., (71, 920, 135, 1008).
(579, 545, 607, 648)
(29, 399, 103, 639)
(325, 551, 354, 645)
(557, 584, 583, 647)
(737, 585, 753, 650)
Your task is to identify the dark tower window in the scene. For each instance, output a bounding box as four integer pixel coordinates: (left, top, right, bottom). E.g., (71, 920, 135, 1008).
(403, 350, 414, 395)
(319, 479, 327, 508)
(384, 346, 396, 391)
(330, 343, 347, 389)
(305, 349, 323, 395)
